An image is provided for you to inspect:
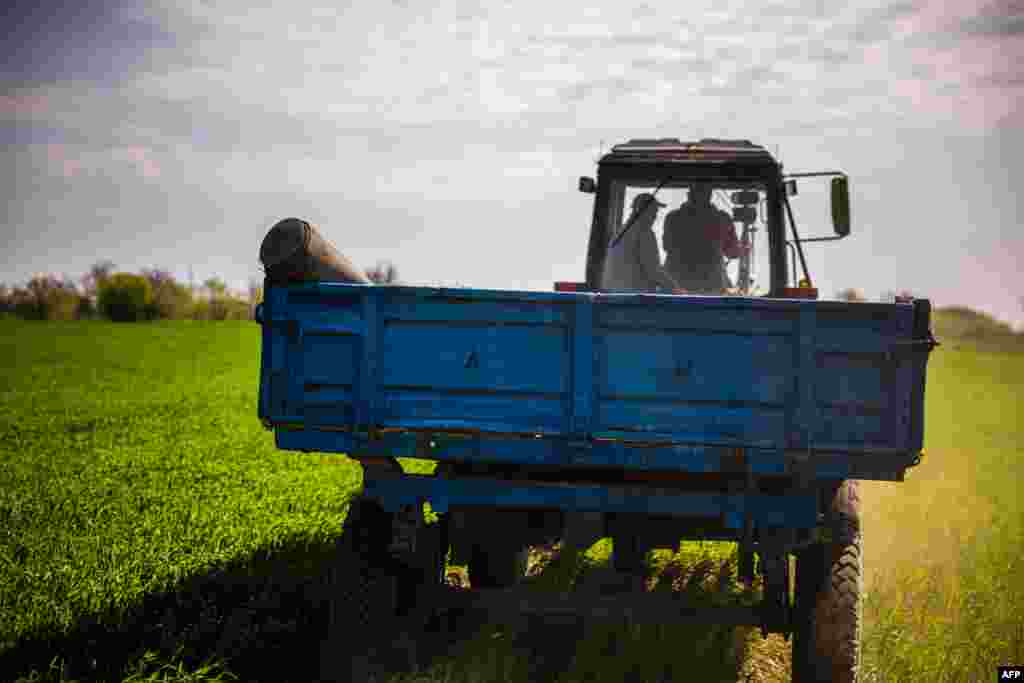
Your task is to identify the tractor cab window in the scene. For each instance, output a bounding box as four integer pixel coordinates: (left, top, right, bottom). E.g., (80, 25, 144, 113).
(601, 179, 770, 296)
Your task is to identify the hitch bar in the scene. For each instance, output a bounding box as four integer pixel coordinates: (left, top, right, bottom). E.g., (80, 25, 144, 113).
(415, 584, 783, 631)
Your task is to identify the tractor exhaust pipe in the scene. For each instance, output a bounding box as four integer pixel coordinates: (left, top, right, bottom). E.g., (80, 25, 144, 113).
(259, 218, 371, 285)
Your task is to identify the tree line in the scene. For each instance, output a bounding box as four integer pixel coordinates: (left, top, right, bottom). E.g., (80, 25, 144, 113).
(0, 269, 917, 323)
(0, 260, 399, 322)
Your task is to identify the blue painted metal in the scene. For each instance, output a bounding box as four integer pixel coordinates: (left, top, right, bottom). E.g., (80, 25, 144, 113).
(256, 280, 934, 530)
(258, 282, 930, 472)
(569, 298, 596, 461)
(271, 428, 883, 478)
(359, 472, 819, 530)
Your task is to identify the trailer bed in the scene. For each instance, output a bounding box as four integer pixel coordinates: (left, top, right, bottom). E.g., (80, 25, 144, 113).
(257, 283, 933, 482)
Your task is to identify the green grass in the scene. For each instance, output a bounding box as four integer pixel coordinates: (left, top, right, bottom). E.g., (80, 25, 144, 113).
(1, 310, 1021, 682)
(859, 343, 1024, 681)
(931, 306, 1024, 354)
(412, 539, 766, 683)
(0, 319, 364, 681)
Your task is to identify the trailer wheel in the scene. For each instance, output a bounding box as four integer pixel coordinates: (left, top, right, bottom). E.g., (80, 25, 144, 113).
(342, 497, 401, 621)
(329, 497, 448, 681)
(792, 481, 862, 683)
(469, 541, 529, 588)
(319, 497, 399, 682)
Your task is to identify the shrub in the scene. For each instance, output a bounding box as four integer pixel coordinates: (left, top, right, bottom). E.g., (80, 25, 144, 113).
(98, 273, 154, 322)
(44, 288, 79, 320)
(148, 283, 193, 320)
(3, 286, 39, 319)
(223, 297, 252, 320)
(203, 295, 251, 321)
(248, 279, 263, 320)
(9, 274, 81, 320)
(76, 295, 97, 320)
(209, 298, 228, 321)
(190, 299, 211, 321)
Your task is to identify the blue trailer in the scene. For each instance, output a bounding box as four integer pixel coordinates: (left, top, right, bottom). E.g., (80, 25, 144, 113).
(256, 139, 937, 682)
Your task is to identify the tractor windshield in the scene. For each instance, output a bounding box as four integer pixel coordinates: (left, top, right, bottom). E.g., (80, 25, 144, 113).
(601, 179, 771, 296)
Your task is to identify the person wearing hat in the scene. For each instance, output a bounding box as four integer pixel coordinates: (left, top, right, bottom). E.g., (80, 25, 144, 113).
(603, 192, 682, 293)
(662, 181, 748, 293)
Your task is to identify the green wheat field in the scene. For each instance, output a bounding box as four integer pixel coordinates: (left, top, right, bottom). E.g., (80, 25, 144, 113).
(0, 311, 1021, 682)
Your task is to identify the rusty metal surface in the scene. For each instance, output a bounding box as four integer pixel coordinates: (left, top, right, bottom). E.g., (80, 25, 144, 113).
(259, 218, 371, 284)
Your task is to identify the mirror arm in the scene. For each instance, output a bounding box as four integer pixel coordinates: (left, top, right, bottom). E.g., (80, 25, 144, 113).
(783, 171, 847, 179)
(797, 235, 845, 243)
(783, 195, 813, 287)
(785, 242, 798, 285)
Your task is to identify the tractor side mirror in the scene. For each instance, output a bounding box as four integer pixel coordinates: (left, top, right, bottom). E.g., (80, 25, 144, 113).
(831, 176, 851, 237)
(731, 190, 759, 206)
(784, 179, 798, 196)
(732, 206, 757, 223)
(578, 176, 596, 194)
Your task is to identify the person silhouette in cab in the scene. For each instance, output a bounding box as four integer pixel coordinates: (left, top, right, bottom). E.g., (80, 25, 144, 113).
(662, 182, 747, 293)
(604, 193, 681, 293)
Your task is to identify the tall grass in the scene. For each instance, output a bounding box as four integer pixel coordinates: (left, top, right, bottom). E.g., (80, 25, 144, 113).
(860, 342, 1024, 680)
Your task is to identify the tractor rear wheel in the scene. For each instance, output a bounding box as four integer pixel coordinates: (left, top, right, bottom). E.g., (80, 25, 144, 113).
(792, 480, 862, 683)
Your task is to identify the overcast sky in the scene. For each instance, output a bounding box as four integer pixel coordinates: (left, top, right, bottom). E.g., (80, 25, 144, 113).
(2, 0, 1022, 327)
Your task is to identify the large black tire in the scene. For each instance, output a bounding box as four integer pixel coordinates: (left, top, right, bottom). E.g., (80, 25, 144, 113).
(319, 497, 398, 683)
(338, 498, 409, 629)
(792, 481, 862, 683)
(468, 541, 529, 588)
(326, 497, 448, 681)
(344, 498, 448, 616)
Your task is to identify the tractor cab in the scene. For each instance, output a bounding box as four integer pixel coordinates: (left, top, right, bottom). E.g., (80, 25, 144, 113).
(574, 138, 850, 299)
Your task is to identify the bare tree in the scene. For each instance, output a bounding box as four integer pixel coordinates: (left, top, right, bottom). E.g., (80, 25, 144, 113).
(81, 260, 117, 299)
(22, 273, 78, 320)
(141, 268, 175, 288)
(204, 277, 227, 295)
(365, 260, 400, 285)
(201, 277, 228, 320)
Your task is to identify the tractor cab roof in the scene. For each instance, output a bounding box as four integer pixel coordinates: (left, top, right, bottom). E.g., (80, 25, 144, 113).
(599, 138, 779, 172)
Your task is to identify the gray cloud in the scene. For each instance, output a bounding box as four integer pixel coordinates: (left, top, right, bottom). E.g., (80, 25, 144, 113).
(733, 64, 790, 86)
(696, 64, 793, 98)
(805, 44, 856, 65)
(523, 29, 694, 59)
(23, 80, 361, 162)
(869, 1, 921, 23)
(909, 61, 937, 80)
(828, 3, 913, 50)
(634, 3, 658, 19)
(455, 1, 487, 25)
(630, 54, 717, 74)
(0, 122, 66, 145)
(977, 71, 1024, 87)
(1, 0, 191, 88)
(754, 0, 836, 20)
(959, 12, 1024, 36)
(560, 76, 647, 102)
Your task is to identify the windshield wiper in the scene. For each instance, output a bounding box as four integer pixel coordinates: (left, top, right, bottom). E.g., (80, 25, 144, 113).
(609, 177, 670, 249)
